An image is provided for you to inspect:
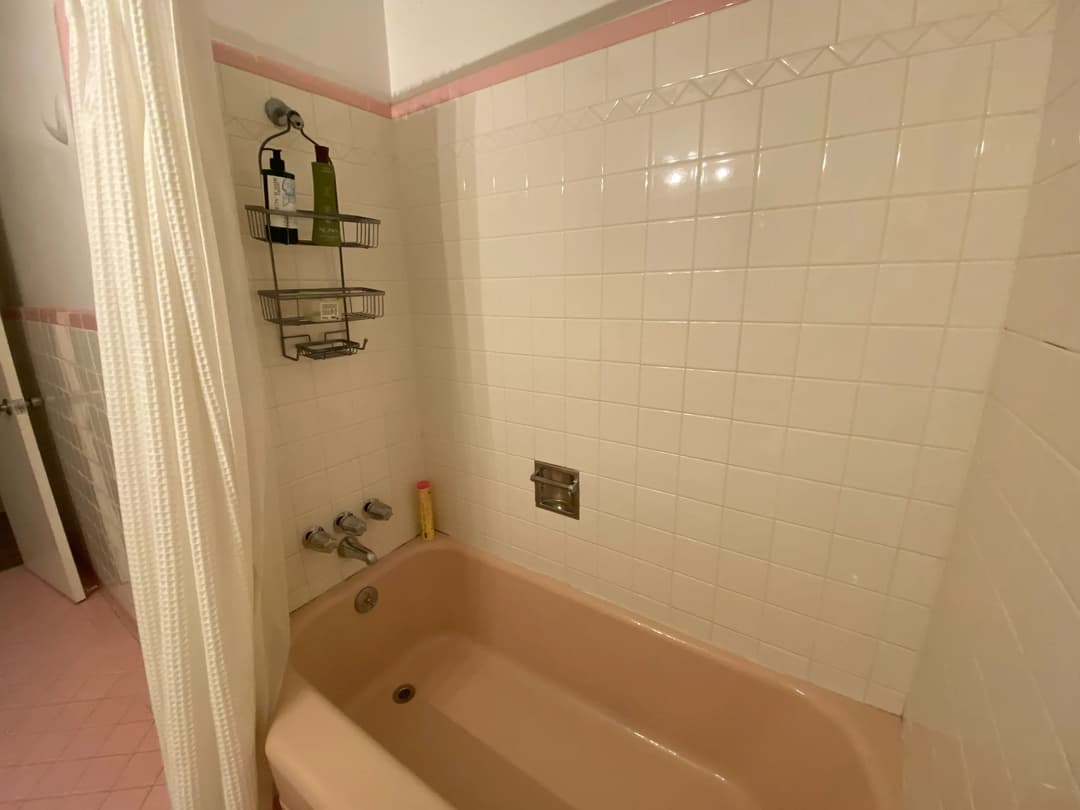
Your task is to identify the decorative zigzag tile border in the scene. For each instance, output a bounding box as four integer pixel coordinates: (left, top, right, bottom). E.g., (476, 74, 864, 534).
(219, 0, 1055, 166)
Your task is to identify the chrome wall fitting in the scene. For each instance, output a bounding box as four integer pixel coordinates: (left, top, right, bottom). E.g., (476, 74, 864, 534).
(354, 586, 378, 613)
(531, 461, 580, 519)
(264, 97, 304, 129)
(339, 536, 377, 565)
(363, 499, 393, 521)
(334, 511, 367, 536)
(303, 526, 338, 553)
(334, 510, 375, 562)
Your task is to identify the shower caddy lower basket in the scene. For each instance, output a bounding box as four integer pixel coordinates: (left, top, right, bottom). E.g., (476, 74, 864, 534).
(246, 205, 384, 361)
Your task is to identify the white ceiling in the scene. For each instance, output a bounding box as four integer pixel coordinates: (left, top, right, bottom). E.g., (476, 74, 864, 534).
(208, 0, 640, 100)
(382, 0, 631, 97)
(207, 0, 392, 99)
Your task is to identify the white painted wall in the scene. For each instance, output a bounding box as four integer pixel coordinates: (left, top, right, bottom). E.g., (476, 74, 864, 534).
(208, 0, 637, 99)
(207, 0, 392, 99)
(0, 0, 94, 310)
(383, 0, 624, 95)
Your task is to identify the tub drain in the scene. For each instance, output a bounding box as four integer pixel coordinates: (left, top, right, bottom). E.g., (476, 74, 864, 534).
(393, 683, 416, 704)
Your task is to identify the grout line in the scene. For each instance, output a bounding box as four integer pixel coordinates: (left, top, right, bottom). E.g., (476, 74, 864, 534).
(785, 65, 837, 685)
(878, 34, 1001, 624)
(709, 64, 765, 661)
(814, 48, 913, 699)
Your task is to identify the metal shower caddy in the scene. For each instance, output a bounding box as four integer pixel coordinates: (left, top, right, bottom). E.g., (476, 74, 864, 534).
(250, 98, 383, 361)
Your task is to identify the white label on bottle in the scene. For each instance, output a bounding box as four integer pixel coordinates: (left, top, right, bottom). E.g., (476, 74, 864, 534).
(267, 175, 296, 228)
(319, 301, 340, 321)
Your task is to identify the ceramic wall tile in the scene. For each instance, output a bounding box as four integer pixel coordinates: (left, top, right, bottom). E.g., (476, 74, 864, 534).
(253, 0, 1070, 716)
(655, 16, 709, 86)
(708, 0, 771, 72)
(10, 319, 130, 617)
(903, 1, 1080, 806)
(219, 70, 424, 610)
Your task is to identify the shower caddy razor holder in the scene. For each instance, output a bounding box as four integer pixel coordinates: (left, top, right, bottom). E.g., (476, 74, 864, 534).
(249, 97, 384, 361)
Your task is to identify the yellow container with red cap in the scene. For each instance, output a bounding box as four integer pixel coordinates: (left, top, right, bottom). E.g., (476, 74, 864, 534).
(416, 480, 436, 540)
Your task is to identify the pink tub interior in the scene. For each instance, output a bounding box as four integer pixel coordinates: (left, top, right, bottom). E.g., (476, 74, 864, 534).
(268, 539, 900, 810)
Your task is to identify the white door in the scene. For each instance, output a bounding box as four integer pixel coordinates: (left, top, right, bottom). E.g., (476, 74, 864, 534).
(0, 316, 84, 601)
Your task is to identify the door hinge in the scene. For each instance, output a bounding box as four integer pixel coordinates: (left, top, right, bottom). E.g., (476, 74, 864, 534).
(0, 396, 44, 415)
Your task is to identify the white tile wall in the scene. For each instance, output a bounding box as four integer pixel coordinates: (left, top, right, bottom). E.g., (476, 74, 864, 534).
(15, 320, 130, 615)
(212, 0, 1061, 715)
(903, 0, 1080, 805)
(394, 0, 1056, 712)
(217, 66, 425, 611)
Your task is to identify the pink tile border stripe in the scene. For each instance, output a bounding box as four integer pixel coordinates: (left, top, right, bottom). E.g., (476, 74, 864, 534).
(209, 0, 749, 120)
(3, 306, 98, 331)
(390, 0, 748, 118)
(54, 0, 70, 91)
(211, 41, 392, 118)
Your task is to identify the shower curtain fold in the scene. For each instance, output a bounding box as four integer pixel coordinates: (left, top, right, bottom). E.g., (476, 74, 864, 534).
(63, 1, 289, 807)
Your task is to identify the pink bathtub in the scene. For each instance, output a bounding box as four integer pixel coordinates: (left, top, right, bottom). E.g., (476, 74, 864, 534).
(267, 539, 900, 810)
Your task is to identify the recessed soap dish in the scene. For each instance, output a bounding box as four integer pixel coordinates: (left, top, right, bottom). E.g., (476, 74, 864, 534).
(531, 461, 580, 519)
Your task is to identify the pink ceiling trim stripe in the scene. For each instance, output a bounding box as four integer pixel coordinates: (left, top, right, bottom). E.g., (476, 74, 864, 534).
(54, 0, 70, 90)
(211, 41, 393, 118)
(3, 307, 98, 331)
(391, 0, 747, 118)
(211, 0, 750, 120)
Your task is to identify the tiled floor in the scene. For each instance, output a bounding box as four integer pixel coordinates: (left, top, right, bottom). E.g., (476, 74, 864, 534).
(0, 567, 168, 809)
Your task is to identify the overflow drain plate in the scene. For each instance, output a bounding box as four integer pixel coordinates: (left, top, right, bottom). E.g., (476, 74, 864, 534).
(354, 586, 378, 613)
(393, 683, 416, 704)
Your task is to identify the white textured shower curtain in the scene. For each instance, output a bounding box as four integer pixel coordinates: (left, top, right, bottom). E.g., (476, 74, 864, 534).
(63, 1, 288, 807)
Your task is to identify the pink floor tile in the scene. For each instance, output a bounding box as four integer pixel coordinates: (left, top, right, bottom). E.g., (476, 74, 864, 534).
(0, 733, 24, 766)
(97, 723, 152, 758)
(0, 568, 170, 810)
(62, 726, 113, 760)
(116, 702, 152, 726)
(23, 731, 76, 764)
(82, 700, 131, 729)
(54, 793, 110, 809)
(139, 785, 170, 810)
(134, 727, 159, 754)
(0, 709, 22, 735)
(0, 762, 49, 801)
(74, 755, 130, 794)
(74, 673, 124, 703)
(97, 788, 149, 810)
(19, 799, 69, 810)
(31, 757, 89, 797)
(104, 673, 149, 701)
(113, 751, 162, 790)
(22, 706, 65, 735)
(45, 678, 91, 707)
(52, 703, 97, 733)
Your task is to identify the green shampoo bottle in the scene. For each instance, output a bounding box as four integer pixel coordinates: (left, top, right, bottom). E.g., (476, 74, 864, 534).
(311, 144, 341, 246)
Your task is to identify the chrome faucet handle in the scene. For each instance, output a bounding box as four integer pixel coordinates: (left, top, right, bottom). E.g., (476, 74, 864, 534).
(302, 526, 338, 553)
(363, 499, 393, 521)
(334, 511, 367, 537)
